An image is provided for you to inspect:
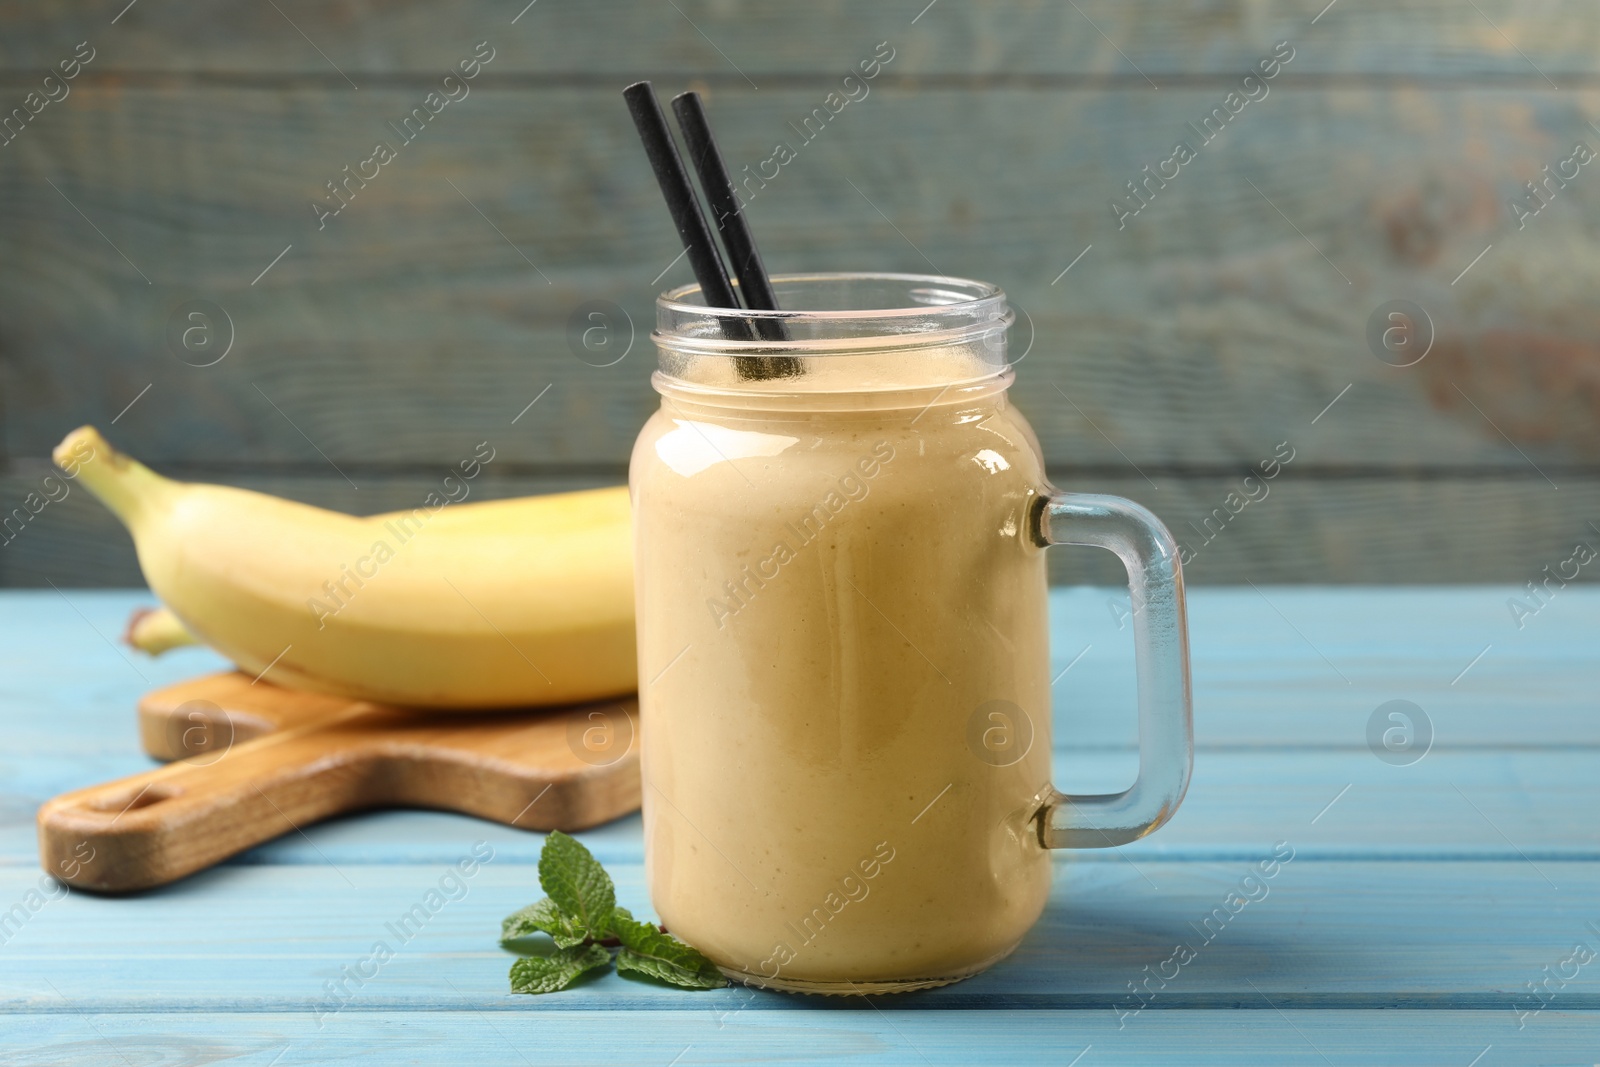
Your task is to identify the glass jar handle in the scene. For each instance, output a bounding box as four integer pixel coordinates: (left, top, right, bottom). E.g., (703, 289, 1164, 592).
(1033, 492, 1193, 847)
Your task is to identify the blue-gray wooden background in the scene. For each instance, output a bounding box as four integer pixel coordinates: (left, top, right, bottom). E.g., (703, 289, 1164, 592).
(2, 0, 1598, 587)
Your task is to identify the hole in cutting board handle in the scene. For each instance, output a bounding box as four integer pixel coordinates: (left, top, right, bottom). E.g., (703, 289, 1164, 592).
(84, 782, 183, 814)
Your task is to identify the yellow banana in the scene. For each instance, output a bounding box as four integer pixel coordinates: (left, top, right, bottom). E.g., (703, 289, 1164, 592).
(124, 605, 200, 655)
(57, 426, 635, 709)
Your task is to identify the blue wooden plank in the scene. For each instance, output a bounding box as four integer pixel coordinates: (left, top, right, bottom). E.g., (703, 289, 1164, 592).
(3, 589, 1598, 870)
(9, 746, 1600, 869)
(4, 588, 1598, 751)
(0, 1009, 1593, 1067)
(1, 860, 1595, 1012)
(1048, 585, 1600, 749)
(2, 1008, 1595, 1067)
(9, 0, 1600, 77)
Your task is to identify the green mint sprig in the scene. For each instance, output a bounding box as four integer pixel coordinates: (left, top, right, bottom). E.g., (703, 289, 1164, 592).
(501, 830, 728, 994)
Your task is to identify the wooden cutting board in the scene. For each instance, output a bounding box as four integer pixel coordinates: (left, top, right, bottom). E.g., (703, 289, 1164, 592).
(37, 671, 640, 893)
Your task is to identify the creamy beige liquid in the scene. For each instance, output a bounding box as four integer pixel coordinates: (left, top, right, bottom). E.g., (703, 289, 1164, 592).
(631, 356, 1055, 992)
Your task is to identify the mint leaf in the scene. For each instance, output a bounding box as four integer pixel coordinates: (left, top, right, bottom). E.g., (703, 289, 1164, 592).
(500, 896, 588, 949)
(501, 835, 723, 996)
(508, 943, 611, 994)
(538, 831, 616, 942)
(612, 910, 728, 990)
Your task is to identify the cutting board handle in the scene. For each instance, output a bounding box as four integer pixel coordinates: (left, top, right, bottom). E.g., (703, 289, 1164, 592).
(37, 706, 380, 893)
(37, 673, 640, 893)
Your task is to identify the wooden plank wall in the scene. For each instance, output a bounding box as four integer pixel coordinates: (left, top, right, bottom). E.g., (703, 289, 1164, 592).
(2, 0, 1599, 586)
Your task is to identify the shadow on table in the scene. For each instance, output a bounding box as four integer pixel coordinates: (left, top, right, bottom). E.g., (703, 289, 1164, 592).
(808, 881, 1356, 1010)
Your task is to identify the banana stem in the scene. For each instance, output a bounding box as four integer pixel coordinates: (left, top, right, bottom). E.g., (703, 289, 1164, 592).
(125, 606, 201, 656)
(53, 425, 171, 528)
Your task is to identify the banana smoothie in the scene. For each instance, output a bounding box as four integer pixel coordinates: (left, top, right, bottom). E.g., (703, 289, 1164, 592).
(632, 281, 1056, 991)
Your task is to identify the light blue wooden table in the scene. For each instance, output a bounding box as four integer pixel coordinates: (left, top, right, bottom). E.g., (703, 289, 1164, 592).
(2, 587, 1597, 1064)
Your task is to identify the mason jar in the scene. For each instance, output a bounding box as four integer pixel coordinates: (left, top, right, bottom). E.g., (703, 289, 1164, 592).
(631, 273, 1191, 993)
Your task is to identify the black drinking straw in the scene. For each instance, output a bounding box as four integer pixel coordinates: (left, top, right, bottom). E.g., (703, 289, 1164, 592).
(670, 91, 798, 378)
(622, 81, 753, 342)
(671, 92, 784, 333)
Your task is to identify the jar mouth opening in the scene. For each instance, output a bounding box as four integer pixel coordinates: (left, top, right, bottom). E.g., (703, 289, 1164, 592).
(658, 272, 1004, 321)
(654, 272, 1011, 356)
(651, 369, 1015, 412)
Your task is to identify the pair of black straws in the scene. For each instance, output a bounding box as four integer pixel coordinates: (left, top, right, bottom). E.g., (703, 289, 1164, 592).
(623, 82, 796, 370)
